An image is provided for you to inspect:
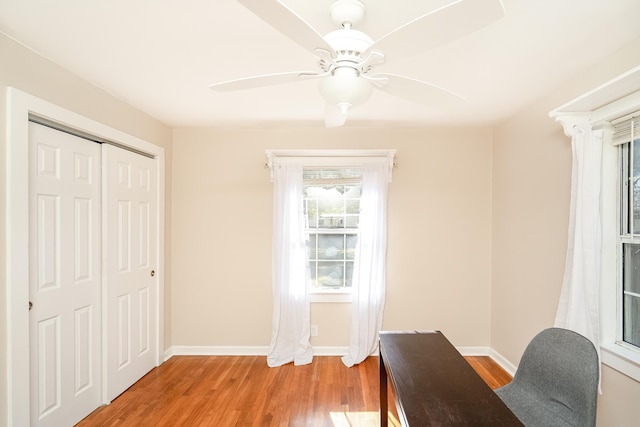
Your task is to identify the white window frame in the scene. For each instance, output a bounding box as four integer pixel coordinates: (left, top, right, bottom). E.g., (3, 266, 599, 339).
(551, 65, 640, 382)
(601, 117, 640, 382)
(602, 112, 640, 381)
(266, 149, 395, 303)
(304, 170, 361, 301)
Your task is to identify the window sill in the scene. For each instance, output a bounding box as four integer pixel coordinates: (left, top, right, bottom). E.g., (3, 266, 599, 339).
(308, 291, 352, 303)
(600, 342, 640, 382)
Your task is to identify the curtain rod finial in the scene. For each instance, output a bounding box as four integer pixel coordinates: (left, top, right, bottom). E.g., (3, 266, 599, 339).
(553, 113, 591, 138)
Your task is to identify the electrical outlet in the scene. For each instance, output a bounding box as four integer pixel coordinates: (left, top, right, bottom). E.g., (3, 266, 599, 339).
(311, 324, 318, 337)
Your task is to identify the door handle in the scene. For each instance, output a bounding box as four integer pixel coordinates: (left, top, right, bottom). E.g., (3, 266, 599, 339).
(29, 301, 33, 311)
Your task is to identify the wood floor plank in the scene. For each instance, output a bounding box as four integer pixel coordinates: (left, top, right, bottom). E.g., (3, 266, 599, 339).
(466, 356, 513, 390)
(76, 355, 511, 426)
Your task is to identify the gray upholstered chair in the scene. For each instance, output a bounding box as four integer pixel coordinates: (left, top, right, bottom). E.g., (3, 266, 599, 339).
(495, 327, 599, 427)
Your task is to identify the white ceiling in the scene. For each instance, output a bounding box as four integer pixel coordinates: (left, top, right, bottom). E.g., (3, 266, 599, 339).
(1, 0, 639, 128)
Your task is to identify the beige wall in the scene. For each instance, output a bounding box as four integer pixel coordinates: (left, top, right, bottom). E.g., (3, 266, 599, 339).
(171, 127, 493, 348)
(491, 37, 640, 426)
(0, 33, 173, 425)
(491, 98, 572, 361)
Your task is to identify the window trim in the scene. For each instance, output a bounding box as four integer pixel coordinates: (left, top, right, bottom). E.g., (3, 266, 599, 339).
(266, 149, 396, 182)
(308, 290, 353, 303)
(551, 65, 640, 382)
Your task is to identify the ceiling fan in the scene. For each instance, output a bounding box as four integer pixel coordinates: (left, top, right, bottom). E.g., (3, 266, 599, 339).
(209, 0, 504, 127)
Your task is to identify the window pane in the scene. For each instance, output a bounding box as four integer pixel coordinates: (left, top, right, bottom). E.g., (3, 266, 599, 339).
(345, 186, 361, 228)
(622, 243, 640, 347)
(624, 244, 640, 295)
(309, 261, 317, 286)
(344, 185, 361, 199)
(345, 261, 354, 287)
(318, 234, 344, 259)
(318, 199, 344, 229)
(344, 216, 358, 228)
(317, 261, 344, 288)
(346, 235, 357, 260)
(621, 144, 629, 234)
(633, 141, 640, 232)
(623, 294, 640, 347)
(308, 234, 317, 259)
(346, 199, 360, 214)
(305, 184, 362, 230)
(305, 199, 318, 229)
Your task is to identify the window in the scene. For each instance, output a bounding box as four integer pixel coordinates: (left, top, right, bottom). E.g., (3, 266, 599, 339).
(617, 117, 640, 350)
(303, 168, 362, 292)
(599, 112, 640, 381)
(267, 149, 393, 365)
(266, 149, 395, 305)
(551, 69, 640, 381)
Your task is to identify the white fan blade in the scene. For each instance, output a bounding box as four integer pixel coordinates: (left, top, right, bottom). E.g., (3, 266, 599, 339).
(367, 0, 504, 62)
(360, 51, 386, 74)
(238, 0, 333, 54)
(209, 71, 322, 92)
(374, 73, 465, 107)
(324, 104, 348, 128)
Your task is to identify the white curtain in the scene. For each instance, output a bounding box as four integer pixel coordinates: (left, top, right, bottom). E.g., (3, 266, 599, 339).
(554, 123, 603, 372)
(342, 160, 389, 367)
(267, 163, 313, 367)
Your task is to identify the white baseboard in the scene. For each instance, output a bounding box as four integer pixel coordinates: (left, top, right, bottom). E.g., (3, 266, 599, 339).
(488, 348, 518, 376)
(163, 348, 173, 362)
(456, 346, 491, 356)
(163, 344, 518, 377)
(311, 346, 350, 356)
(165, 345, 350, 359)
(169, 346, 269, 357)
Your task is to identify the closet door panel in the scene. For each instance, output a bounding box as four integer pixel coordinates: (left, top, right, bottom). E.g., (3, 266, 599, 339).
(29, 122, 102, 427)
(103, 144, 158, 401)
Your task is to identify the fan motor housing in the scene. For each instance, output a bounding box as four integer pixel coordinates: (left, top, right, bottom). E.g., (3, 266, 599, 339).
(324, 28, 373, 62)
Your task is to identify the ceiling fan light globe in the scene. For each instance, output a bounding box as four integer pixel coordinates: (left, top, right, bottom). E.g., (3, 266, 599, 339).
(319, 74, 373, 111)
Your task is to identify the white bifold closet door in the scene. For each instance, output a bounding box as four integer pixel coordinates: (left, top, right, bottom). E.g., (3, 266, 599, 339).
(29, 123, 158, 426)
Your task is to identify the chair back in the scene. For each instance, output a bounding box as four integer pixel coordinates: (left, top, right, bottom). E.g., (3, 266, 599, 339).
(496, 327, 599, 427)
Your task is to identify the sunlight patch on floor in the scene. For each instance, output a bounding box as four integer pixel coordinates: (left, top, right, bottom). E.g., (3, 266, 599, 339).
(329, 411, 401, 427)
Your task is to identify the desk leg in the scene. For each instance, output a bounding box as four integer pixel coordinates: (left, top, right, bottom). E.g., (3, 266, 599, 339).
(380, 349, 388, 427)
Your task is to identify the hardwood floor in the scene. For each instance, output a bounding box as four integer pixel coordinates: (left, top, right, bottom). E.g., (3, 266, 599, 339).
(76, 355, 512, 426)
(465, 356, 513, 390)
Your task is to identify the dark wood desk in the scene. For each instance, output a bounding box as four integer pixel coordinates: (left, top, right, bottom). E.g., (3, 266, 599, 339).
(379, 331, 523, 426)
